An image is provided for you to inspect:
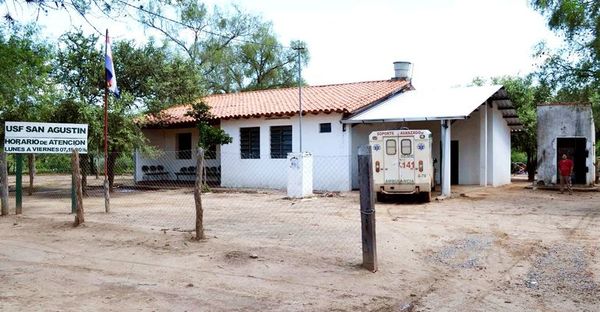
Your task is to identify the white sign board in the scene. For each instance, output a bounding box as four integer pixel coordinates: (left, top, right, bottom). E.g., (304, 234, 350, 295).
(4, 121, 88, 154)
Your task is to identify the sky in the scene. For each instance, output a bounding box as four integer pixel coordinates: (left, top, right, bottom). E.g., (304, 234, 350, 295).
(7, 0, 559, 91)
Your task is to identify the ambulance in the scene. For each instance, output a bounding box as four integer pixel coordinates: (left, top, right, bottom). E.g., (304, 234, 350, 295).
(369, 129, 434, 202)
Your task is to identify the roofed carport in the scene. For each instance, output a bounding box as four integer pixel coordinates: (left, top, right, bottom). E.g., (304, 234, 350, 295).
(342, 85, 520, 197)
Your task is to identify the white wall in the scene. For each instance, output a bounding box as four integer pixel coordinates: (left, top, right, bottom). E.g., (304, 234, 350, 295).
(137, 104, 513, 189)
(490, 104, 512, 186)
(135, 127, 220, 182)
(451, 110, 482, 185)
(220, 113, 352, 191)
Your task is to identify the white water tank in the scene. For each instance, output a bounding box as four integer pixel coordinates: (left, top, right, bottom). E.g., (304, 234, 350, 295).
(393, 61, 412, 80)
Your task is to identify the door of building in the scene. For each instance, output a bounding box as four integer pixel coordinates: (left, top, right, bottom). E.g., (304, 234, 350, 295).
(451, 140, 459, 185)
(556, 137, 587, 184)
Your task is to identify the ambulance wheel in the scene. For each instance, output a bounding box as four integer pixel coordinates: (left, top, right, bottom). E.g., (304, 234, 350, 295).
(420, 191, 431, 203)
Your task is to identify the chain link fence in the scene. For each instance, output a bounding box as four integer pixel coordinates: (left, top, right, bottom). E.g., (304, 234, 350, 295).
(3, 150, 364, 257)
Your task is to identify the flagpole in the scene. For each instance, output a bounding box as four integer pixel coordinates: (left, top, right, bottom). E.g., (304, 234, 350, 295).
(104, 29, 110, 213)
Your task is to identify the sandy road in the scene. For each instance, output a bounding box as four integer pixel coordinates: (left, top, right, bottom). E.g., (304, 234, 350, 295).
(0, 181, 598, 311)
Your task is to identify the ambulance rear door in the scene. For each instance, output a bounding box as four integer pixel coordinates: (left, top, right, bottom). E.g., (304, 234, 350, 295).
(397, 137, 416, 190)
(382, 136, 399, 184)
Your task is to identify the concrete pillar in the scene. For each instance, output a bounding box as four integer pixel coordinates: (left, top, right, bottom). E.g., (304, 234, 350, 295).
(479, 104, 488, 186)
(441, 120, 451, 196)
(287, 152, 313, 198)
(487, 102, 495, 186)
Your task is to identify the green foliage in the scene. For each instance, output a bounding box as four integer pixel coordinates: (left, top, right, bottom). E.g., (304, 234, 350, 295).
(511, 151, 527, 163)
(531, 0, 600, 61)
(31, 154, 72, 174)
(0, 24, 57, 141)
(113, 39, 203, 113)
(531, 0, 600, 153)
(114, 154, 135, 174)
(492, 76, 550, 152)
(138, 0, 309, 94)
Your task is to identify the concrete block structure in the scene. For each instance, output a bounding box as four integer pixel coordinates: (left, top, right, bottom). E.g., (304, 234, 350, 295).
(537, 103, 596, 186)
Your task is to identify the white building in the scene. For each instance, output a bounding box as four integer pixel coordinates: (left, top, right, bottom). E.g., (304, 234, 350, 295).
(137, 69, 520, 195)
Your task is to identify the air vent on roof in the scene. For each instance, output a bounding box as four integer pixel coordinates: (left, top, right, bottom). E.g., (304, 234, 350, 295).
(393, 61, 412, 81)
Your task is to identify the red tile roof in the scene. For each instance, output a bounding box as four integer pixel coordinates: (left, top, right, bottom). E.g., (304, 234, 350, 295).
(144, 79, 410, 127)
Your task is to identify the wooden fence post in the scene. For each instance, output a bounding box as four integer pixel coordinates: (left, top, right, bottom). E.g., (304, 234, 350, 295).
(358, 145, 377, 272)
(72, 150, 85, 226)
(15, 154, 22, 214)
(194, 148, 205, 240)
(104, 178, 110, 213)
(0, 152, 9, 216)
(28, 154, 35, 196)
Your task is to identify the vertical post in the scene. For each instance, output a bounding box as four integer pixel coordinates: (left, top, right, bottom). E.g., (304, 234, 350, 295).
(479, 104, 488, 186)
(0, 152, 9, 216)
(441, 120, 451, 197)
(104, 28, 110, 213)
(293, 45, 304, 153)
(298, 50, 303, 153)
(72, 150, 84, 226)
(104, 179, 110, 213)
(71, 174, 76, 214)
(15, 153, 22, 214)
(194, 148, 205, 240)
(28, 154, 35, 195)
(358, 145, 377, 272)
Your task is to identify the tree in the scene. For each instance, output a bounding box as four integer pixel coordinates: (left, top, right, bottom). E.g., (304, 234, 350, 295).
(0, 24, 57, 193)
(53, 30, 104, 193)
(0, 24, 56, 133)
(1, 0, 125, 26)
(531, 0, 600, 152)
(531, 0, 600, 64)
(236, 29, 309, 91)
(112, 38, 204, 114)
(53, 30, 205, 190)
(107, 37, 206, 189)
(137, 0, 308, 94)
(491, 76, 551, 181)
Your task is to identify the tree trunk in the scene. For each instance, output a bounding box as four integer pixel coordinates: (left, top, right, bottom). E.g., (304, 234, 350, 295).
(28, 154, 35, 196)
(72, 150, 84, 226)
(0, 152, 9, 216)
(527, 150, 536, 182)
(79, 154, 89, 196)
(194, 148, 205, 240)
(107, 151, 118, 191)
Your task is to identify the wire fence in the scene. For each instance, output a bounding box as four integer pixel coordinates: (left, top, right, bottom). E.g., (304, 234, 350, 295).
(3, 150, 364, 258)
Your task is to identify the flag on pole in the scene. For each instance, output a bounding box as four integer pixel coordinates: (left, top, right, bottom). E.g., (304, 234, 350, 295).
(105, 32, 120, 98)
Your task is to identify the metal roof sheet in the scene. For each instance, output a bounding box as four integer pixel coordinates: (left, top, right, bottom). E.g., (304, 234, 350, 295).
(344, 85, 505, 123)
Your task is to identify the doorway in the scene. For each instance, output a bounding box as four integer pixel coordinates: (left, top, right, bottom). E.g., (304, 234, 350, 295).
(440, 140, 460, 185)
(556, 137, 587, 184)
(451, 140, 459, 185)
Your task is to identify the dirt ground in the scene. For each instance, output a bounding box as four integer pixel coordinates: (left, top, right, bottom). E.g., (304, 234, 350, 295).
(0, 176, 599, 311)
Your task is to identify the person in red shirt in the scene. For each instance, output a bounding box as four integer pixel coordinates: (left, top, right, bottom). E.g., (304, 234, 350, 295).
(558, 154, 574, 194)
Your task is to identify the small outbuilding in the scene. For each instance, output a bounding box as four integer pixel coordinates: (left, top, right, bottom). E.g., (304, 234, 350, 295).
(536, 103, 596, 186)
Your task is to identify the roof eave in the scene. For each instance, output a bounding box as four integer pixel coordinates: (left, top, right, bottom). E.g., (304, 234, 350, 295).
(341, 115, 468, 124)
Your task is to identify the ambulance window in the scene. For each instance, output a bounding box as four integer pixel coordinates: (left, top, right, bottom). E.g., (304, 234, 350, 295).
(401, 139, 412, 155)
(385, 139, 396, 155)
